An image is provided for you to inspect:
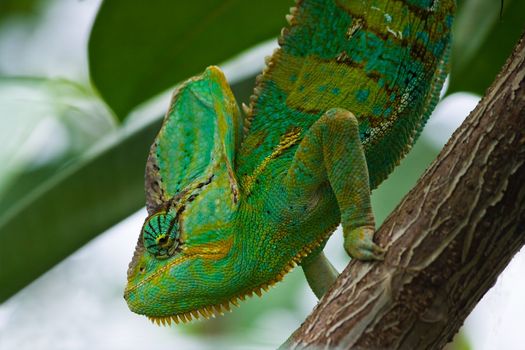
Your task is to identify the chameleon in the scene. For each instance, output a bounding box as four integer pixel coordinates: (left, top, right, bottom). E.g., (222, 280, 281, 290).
(124, 0, 455, 325)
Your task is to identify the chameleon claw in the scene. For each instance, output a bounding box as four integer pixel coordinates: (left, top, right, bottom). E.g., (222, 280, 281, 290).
(344, 226, 385, 261)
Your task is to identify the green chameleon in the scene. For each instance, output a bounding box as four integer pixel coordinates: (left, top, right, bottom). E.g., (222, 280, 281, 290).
(124, 0, 455, 325)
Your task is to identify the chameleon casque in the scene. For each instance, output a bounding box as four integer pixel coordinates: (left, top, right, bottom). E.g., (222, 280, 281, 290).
(124, 0, 455, 325)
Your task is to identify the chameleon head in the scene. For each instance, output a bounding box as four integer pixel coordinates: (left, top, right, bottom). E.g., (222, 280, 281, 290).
(124, 65, 244, 323)
(123, 196, 240, 322)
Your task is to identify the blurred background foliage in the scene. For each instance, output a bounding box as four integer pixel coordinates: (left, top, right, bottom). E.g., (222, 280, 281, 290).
(0, 0, 40, 22)
(0, 0, 523, 349)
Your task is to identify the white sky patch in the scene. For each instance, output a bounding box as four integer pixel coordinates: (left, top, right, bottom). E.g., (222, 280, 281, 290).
(422, 92, 480, 149)
(463, 248, 525, 350)
(0, 0, 101, 83)
(220, 38, 278, 84)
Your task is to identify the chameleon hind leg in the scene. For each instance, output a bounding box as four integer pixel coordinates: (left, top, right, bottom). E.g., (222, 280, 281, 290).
(285, 108, 385, 298)
(301, 251, 339, 299)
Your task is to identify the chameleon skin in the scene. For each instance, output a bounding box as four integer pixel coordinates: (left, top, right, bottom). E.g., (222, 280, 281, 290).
(125, 0, 455, 323)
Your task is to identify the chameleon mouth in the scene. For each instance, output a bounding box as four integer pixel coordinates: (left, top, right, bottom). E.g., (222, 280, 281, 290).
(146, 224, 337, 326)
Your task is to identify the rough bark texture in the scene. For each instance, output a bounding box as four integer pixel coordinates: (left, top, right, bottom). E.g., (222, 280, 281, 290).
(283, 32, 525, 350)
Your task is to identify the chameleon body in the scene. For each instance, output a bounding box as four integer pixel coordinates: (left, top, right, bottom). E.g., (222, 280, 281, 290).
(125, 0, 455, 324)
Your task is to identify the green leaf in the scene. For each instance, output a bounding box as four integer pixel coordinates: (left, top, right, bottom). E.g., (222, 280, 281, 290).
(449, 0, 525, 95)
(0, 75, 255, 302)
(88, 0, 289, 120)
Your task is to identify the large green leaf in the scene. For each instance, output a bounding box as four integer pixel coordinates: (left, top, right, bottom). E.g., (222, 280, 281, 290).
(449, 0, 525, 95)
(88, 0, 289, 119)
(0, 76, 254, 302)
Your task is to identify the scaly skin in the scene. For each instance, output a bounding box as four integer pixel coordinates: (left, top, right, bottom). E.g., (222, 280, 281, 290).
(125, 0, 455, 325)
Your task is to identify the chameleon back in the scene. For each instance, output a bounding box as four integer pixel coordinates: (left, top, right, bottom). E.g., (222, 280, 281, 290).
(237, 0, 455, 189)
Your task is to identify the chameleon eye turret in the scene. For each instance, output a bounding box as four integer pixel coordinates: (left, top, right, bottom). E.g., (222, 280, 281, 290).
(142, 212, 180, 259)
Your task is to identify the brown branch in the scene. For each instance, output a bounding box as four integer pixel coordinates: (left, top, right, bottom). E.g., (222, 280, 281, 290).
(282, 32, 525, 350)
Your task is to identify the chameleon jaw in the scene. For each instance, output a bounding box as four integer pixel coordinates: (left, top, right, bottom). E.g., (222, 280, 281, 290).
(146, 224, 338, 326)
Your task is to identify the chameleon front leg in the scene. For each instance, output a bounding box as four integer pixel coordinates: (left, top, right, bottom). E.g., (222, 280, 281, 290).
(285, 108, 385, 297)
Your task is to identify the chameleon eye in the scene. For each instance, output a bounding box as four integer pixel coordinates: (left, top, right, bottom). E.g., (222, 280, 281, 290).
(142, 212, 180, 259)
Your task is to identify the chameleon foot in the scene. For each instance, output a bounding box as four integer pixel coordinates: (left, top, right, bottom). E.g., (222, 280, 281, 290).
(344, 226, 385, 261)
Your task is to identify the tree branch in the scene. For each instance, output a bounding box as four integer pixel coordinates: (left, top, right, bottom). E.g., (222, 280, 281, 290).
(283, 32, 525, 350)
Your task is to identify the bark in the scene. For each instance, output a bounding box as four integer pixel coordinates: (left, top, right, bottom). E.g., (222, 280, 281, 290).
(282, 32, 525, 350)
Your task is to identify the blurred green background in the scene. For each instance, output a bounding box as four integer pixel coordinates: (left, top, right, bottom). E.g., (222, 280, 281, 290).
(0, 0, 524, 349)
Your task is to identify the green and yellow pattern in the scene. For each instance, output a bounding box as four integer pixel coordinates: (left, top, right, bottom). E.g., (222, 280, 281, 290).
(125, 0, 455, 324)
